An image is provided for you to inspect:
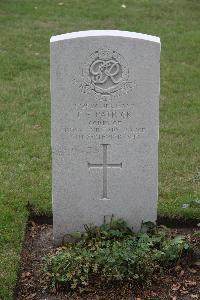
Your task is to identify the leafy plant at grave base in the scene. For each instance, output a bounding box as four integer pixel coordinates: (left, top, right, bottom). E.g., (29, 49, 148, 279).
(43, 218, 190, 291)
(193, 230, 200, 238)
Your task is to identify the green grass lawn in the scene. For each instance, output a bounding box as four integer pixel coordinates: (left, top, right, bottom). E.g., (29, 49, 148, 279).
(0, 0, 199, 298)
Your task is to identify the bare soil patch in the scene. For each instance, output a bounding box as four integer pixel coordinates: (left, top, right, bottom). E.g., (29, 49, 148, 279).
(15, 221, 200, 300)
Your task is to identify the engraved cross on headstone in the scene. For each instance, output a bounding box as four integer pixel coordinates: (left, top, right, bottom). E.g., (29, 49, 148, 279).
(88, 144, 122, 200)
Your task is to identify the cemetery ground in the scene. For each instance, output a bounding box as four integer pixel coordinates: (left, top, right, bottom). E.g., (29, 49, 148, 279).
(0, 0, 199, 299)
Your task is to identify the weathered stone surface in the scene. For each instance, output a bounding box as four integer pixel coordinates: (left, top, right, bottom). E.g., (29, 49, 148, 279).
(50, 30, 160, 244)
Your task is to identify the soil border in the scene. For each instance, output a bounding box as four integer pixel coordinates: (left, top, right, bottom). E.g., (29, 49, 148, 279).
(28, 212, 200, 228)
(13, 213, 200, 299)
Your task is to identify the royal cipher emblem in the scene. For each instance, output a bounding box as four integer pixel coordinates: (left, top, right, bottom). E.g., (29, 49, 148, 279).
(80, 48, 131, 98)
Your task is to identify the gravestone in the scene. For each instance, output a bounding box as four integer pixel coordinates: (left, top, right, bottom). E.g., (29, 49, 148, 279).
(50, 30, 160, 244)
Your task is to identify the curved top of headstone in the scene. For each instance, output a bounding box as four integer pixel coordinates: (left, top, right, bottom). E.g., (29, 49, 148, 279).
(50, 30, 160, 44)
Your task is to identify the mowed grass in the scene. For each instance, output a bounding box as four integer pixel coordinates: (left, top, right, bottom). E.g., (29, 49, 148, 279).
(0, 0, 199, 298)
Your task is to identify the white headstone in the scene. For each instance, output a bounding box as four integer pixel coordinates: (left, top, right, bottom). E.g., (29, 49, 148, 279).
(51, 30, 160, 244)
